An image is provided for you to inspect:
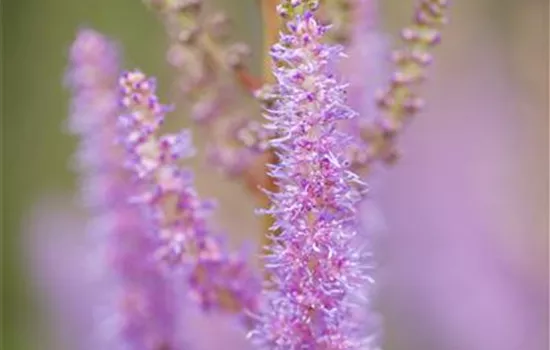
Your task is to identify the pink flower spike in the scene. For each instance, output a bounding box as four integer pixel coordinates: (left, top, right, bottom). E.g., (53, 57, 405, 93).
(250, 2, 377, 349)
(117, 69, 262, 322)
(66, 29, 183, 350)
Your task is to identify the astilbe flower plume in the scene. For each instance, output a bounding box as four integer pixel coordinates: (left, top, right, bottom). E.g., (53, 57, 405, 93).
(66, 29, 182, 350)
(235, 0, 448, 180)
(250, 2, 372, 349)
(117, 70, 261, 319)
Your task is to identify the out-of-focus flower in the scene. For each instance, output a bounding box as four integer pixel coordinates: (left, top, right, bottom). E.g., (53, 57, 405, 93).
(145, 0, 262, 177)
(338, 0, 388, 136)
(66, 29, 183, 350)
(378, 25, 548, 350)
(348, 0, 449, 171)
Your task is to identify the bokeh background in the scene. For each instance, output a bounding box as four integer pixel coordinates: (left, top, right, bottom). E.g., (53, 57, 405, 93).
(2, 0, 549, 349)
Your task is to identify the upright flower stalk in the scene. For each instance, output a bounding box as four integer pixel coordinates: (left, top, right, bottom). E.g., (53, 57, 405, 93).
(117, 70, 261, 320)
(66, 29, 181, 350)
(250, 1, 372, 348)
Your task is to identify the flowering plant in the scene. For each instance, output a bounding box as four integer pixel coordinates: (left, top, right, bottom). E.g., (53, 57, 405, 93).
(64, 0, 448, 349)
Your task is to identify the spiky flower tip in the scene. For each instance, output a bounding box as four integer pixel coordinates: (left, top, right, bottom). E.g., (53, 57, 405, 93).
(117, 70, 261, 319)
(250, 3, 372, 349)
(66, 29, 181, 350)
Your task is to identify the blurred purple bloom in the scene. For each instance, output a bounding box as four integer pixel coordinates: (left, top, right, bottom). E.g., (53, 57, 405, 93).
(66, 29, 183, 350)
(340, 0, 388, 127)
(24, 198, 100, 350)
(377, 32, 548, 350)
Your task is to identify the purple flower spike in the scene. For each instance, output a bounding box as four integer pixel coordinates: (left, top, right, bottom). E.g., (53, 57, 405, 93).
(66, 29, 182, 350)
(117, 70, 262, 321)
(117, 70, 216, 263)
(251, 3, 374, 349)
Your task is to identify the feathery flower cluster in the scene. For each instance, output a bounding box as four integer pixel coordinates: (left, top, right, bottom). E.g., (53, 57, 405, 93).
(239, 0, 448, 175)
(66, 29, 181, 350)
(250, 2, 371, 348)
(117, 70, 261, 318)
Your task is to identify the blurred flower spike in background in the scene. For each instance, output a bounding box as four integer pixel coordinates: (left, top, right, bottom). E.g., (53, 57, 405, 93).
(2, 0, 548, 350)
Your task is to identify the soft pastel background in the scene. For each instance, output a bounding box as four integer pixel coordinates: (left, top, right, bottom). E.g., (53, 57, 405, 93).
(2, 0, 548, 349)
